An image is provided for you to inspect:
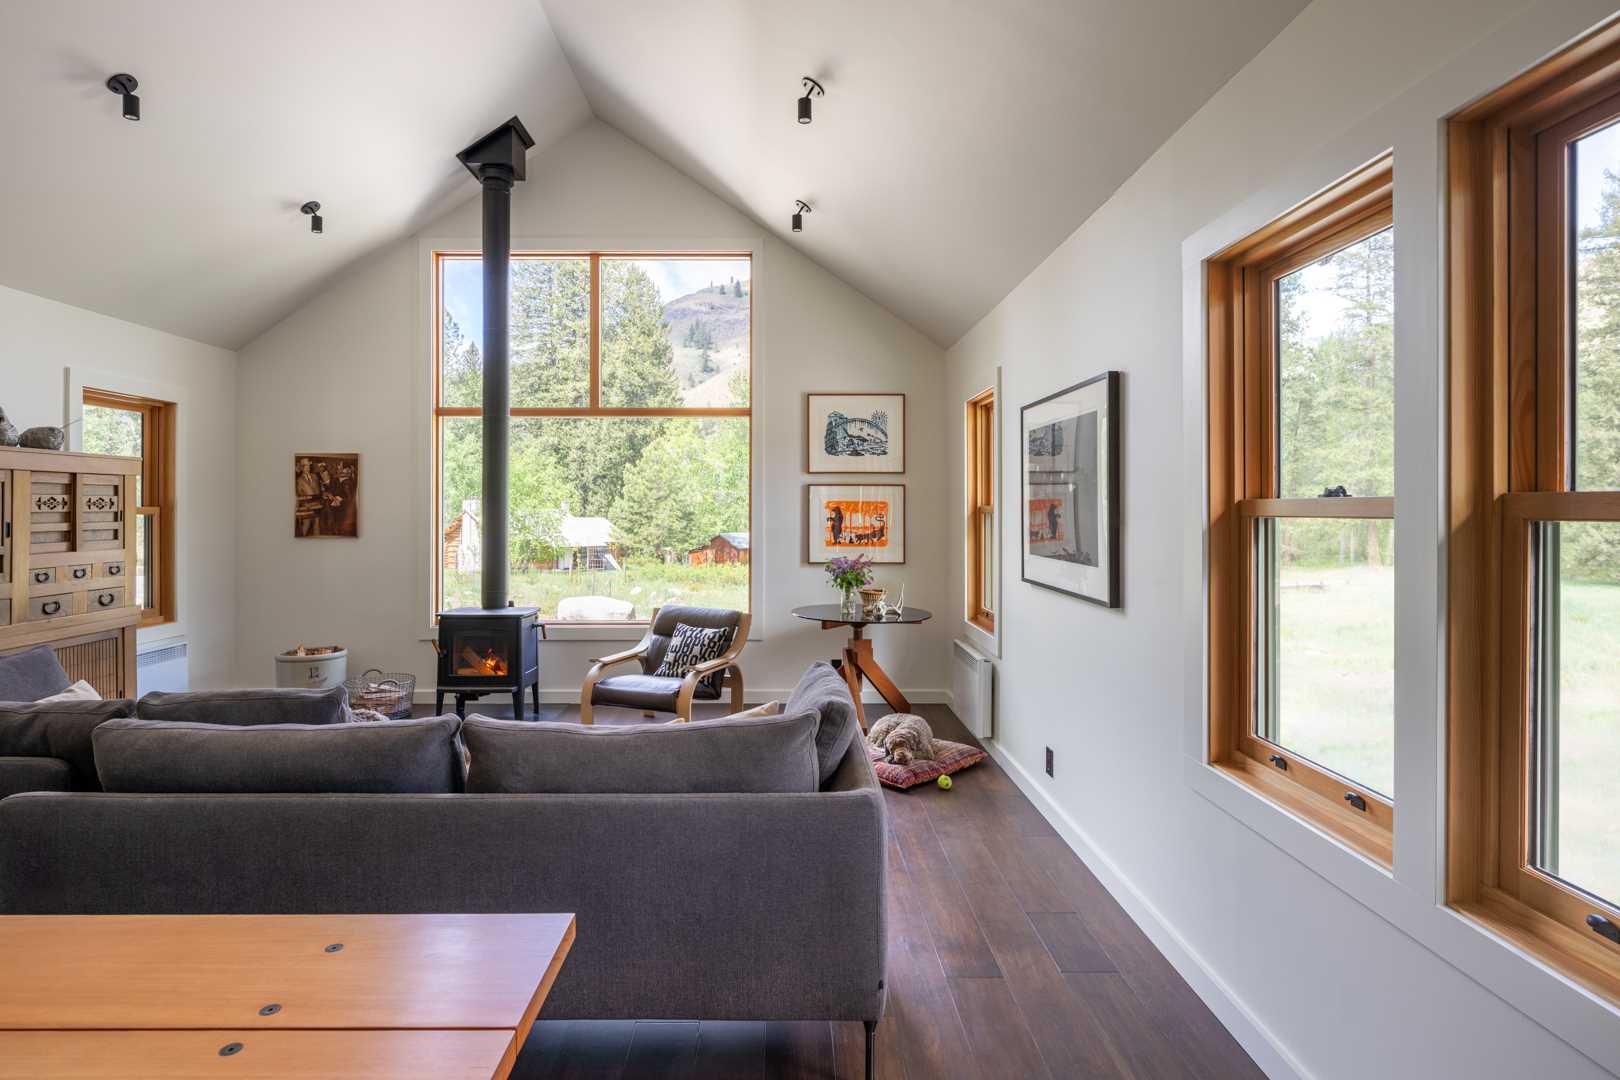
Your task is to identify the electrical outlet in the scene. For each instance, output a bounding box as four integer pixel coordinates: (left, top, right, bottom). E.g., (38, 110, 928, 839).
(1045, 746, 1054, 777)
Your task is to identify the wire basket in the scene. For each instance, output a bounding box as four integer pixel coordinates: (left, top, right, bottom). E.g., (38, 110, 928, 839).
(343, 669, 415, 720)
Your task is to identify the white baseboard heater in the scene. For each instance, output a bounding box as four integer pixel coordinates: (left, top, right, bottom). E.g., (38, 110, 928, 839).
(951, 638, 994, 739)
(136, 640, 189, 695)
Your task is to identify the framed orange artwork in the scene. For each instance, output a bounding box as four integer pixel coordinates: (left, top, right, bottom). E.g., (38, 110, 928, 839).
(806, 484, 905, 564)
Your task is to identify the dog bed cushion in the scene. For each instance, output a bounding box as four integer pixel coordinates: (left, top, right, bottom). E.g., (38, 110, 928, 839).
(867, 739, 988, 789)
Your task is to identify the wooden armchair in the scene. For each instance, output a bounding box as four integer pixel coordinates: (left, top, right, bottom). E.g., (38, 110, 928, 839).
(579, 606, 750, 724)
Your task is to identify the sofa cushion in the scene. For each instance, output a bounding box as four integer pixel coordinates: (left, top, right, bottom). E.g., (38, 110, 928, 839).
(0, 699, 135, 788)
(462, 710, 820, 794)
(135, 686, 349, 727)
(0, 756, 73, 799)
(93, 715, 464, 794)
(784, 661, 861, 785)
(0, 645, 72, 703)
(35, 680, 102, 703)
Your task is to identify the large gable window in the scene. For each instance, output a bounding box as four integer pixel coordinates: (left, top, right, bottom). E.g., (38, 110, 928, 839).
(433, 253, 750, 622)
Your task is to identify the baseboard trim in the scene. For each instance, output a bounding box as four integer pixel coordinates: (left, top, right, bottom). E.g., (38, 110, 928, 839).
(981, 736, 1310, 1080)
(410, 688, 952, 707)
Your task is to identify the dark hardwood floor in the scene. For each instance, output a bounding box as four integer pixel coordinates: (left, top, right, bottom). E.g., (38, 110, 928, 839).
(457, 700, 1263, 1079)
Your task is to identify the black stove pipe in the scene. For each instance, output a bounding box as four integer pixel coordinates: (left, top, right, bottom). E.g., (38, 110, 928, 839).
(478, 165, 512, 612)
(455, 117, 534, 612)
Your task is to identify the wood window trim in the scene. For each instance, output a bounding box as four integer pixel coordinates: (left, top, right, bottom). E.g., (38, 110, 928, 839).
(1447, 20, 1620, 1005)
(82, 388, 176, 629)
(966, 387, 995, 634)
(430, 251, 753, 625)
(1206, 154, 1395, 866)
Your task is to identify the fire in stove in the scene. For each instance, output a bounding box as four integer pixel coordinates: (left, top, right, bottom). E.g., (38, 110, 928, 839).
(456, 646, 508, 677)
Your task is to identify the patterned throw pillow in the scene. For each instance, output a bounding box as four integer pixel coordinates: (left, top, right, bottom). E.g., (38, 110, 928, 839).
(654, 623, 735, 694)
(866, 739, 988, 790)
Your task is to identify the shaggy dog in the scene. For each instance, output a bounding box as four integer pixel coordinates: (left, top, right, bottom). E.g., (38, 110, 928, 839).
(866, 712, 937, 765)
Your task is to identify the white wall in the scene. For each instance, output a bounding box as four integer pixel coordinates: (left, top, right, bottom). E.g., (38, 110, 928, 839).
(234, 120, 949, 698)
(0, 284, 238, 689)
(944, 1, 1620, 1078)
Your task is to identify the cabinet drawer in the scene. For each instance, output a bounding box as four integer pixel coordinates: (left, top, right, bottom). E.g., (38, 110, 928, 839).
(100, 560, 126, 581)
(28, 566, 57, 588)
(23, 592, 74, 622)
(64, 563, 93, 584)
(89, 586, 125, 612)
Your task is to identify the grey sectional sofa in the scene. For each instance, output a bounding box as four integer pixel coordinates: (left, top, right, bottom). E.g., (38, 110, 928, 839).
(0, 662, 888, 1073)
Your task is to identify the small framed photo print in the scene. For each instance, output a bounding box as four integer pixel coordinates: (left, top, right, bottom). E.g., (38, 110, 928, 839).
(806, 393, 905, 473)
(807, 484, 906, 563)
(1020, 372, 1119, 606)
(294, 453, 359, 538)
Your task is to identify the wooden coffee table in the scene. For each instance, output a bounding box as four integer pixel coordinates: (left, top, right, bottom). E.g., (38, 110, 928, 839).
(792, 603, 933, 730)
(0, 913, 574, 1080)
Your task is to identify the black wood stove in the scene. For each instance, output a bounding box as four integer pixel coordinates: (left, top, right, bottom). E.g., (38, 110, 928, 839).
(433, 116, 545, 719)
(434, 606, 541, 719)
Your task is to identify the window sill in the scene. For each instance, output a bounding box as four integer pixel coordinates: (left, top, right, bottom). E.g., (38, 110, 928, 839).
(1455, 890, 1620, 1011)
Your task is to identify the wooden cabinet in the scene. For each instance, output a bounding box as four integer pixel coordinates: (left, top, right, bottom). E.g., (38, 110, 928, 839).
(0, 447, 139, 697)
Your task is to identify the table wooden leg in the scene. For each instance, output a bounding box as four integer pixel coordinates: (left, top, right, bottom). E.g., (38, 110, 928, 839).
(847, 638, 911, 715)
(840, 644, 868, 731)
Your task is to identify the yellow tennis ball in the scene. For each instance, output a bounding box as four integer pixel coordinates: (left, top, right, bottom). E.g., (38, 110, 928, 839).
(937, 774, 953, 791)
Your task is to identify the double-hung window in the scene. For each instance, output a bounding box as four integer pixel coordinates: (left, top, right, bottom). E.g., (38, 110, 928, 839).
(432, 253, 751, 623)
(967, 387, 995, 633)
(82, 388, 175, 628)
(1449, 26, 1620, 997)
(1207, 157, 1395, 863)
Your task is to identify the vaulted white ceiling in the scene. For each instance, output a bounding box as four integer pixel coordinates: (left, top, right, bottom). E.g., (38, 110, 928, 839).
(0, 0, 1305, 351)
(540, 0, 1309, 346)
(0, 0, 590, 349)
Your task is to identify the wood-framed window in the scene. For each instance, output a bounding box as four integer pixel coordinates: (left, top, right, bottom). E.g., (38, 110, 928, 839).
(1448, 22, 1620, 1000)
(81, 388, 176, 628)
(966, 387, 995, 633)
(432, 251, 752, 624)
(1207, 156, 1395, 864)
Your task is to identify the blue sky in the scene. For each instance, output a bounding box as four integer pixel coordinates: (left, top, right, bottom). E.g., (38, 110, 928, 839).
(442, 256, 750, 350)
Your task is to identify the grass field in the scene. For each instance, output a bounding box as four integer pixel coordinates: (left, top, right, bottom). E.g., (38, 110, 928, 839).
(444, 562, 748, 622)
(1278, 564, 1619, 904)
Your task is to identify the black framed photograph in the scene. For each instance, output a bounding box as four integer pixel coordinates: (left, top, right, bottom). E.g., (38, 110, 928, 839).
(805, 393, 905, 473)
(1020, 372, 1119, 606)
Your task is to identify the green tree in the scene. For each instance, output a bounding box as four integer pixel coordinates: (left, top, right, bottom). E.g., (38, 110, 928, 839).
(1276, 227, 1395, 565)
(1566, 166, 1620, 577)
(611, 420, 748, 560)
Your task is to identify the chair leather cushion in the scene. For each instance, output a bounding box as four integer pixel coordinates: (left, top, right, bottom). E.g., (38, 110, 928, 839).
(590, 674, 720, 712)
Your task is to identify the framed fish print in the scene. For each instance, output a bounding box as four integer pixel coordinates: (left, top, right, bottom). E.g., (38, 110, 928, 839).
(806, 393, 905, 473)
(807, 484, 906, 563)
(1020, 372, 1119, 606)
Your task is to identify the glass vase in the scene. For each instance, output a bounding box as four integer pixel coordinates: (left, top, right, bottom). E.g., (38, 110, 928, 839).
(840, 585, 862, 618)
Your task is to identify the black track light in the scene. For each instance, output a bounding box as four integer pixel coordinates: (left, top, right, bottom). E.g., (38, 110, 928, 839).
(798, 76, 824, 125)
(301, 201, 323, 235)
(106, 74, 139, 121)
(792, 200, 812, 233)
